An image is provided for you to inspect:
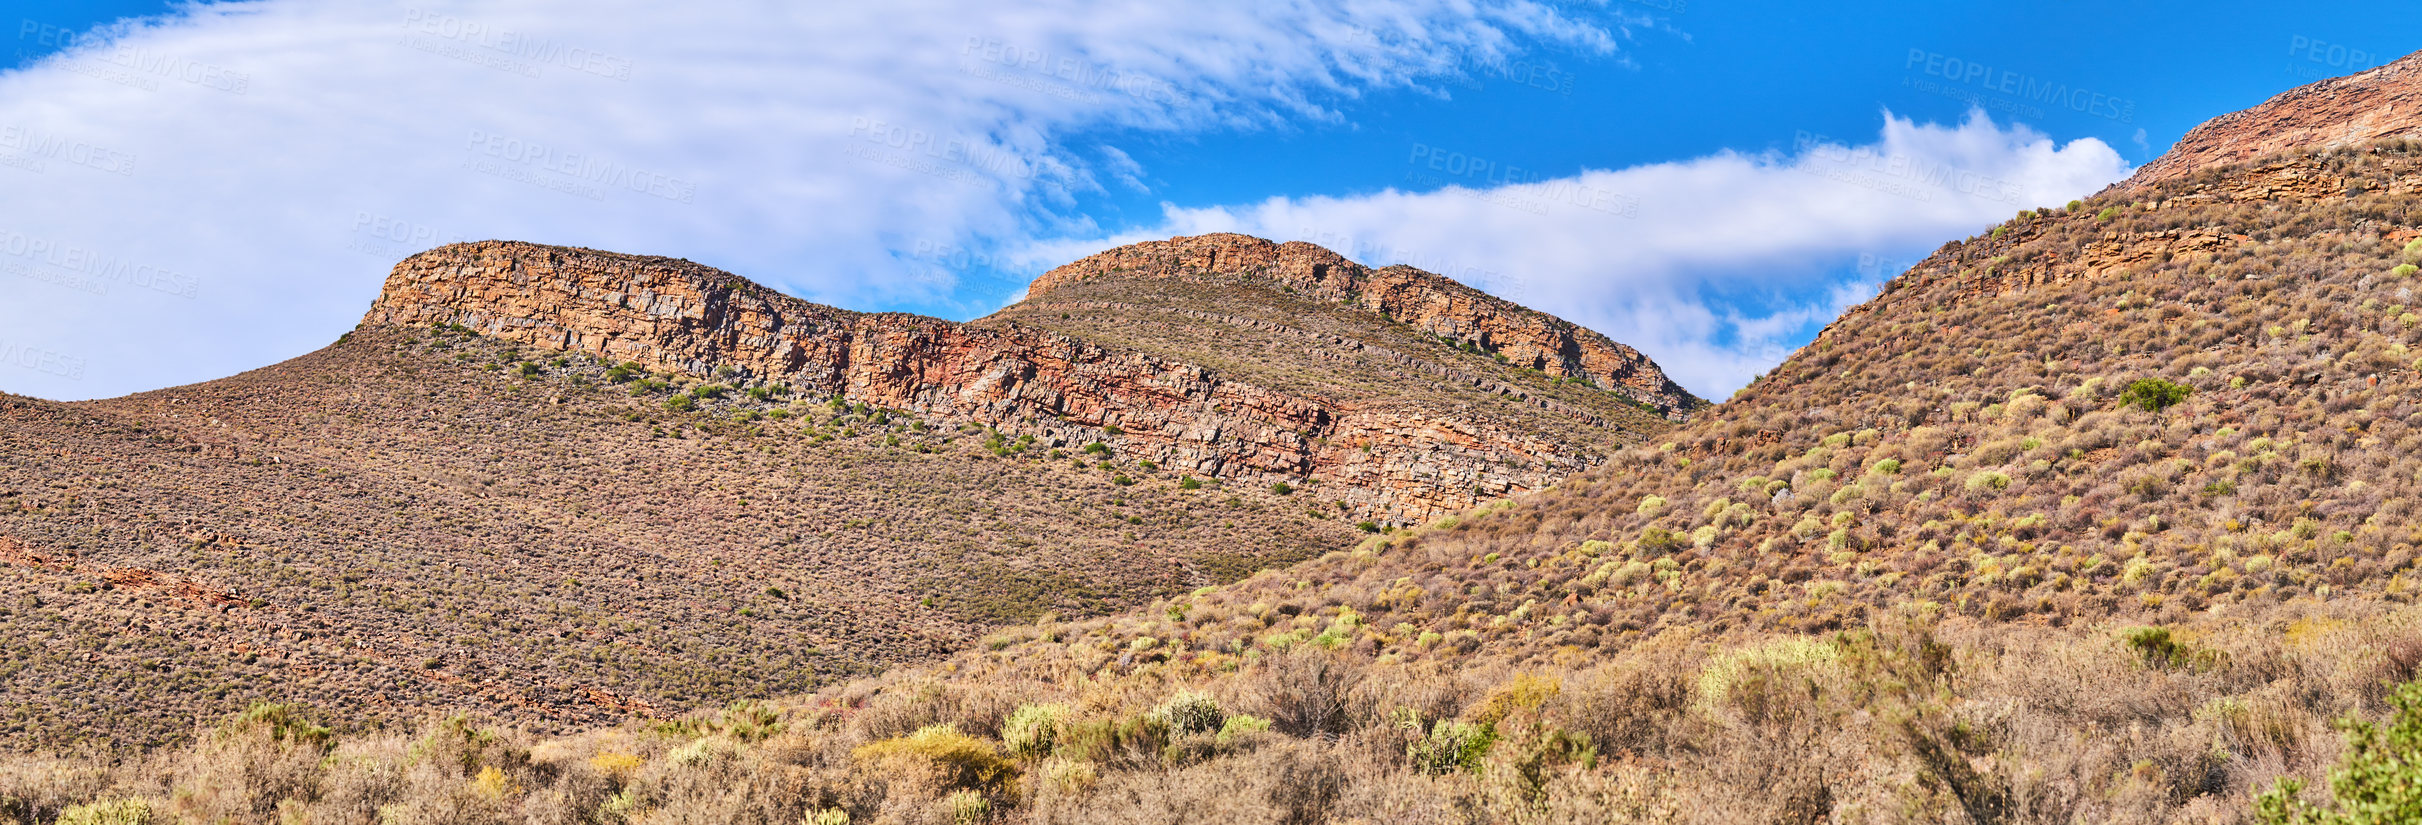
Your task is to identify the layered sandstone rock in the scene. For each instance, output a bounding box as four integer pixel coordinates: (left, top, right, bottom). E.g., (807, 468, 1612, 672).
(1030, 233, 1701, 416)
(2125, 49, 2422, 190)
(364, 240, 1684, 523)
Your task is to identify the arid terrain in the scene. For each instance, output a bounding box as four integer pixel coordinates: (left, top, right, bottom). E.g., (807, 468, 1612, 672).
(16, 42, 2422, 825)
(0, 234, 1688, 752)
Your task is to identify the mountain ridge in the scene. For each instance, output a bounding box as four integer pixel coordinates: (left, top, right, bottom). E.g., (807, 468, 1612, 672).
(367, 235, 1693, 524)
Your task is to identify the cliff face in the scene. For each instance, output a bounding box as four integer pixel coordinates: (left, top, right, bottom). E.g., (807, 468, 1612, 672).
(1029, 233, 1702, 416)
(364, 240, 1680, 523)
(2124, 50, 2422, 190)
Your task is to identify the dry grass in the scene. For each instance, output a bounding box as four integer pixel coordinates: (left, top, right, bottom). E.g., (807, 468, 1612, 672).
(6, 601, 2411, 824)
(0, 325, 1353, 750)
(15, 140, 2422, 823)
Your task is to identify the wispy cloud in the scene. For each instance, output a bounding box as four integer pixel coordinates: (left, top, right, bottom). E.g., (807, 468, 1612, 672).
(0, 0, 1622, 400)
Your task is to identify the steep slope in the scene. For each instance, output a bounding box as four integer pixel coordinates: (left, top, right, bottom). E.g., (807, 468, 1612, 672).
(0, 326, 1349, 749)
(370, 237, 1691, 524)
(2124, 49, 2422, 189)
(96, 51, 2421, 825)
(728, 78, 2422, 821)
(0, 236, 1686, 750)
(1006, 233, 1697, 415)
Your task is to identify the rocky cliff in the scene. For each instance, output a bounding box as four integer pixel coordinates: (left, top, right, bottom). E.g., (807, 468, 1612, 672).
(2124, 49, 2422, 190)
(1027, 233, 1701, 416)
(364, 239, 1687, 523)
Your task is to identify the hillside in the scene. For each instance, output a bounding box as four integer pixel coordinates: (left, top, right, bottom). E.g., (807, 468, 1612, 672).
(373, 238, 1691, 524)
(0, 238, 1684, 751)
(12, 49, 2417, 825)
(0, 325, 1364, 749)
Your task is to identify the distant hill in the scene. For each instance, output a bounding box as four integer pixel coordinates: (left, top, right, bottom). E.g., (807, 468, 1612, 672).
(0, 236, 1687, 749)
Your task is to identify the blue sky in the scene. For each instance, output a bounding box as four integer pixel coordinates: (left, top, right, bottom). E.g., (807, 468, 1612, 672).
(1, 1, 2415, 401)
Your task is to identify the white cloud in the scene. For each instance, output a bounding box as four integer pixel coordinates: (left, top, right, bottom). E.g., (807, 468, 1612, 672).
(0, 0, 1620, 400)
(1020, 110, 2131, 397)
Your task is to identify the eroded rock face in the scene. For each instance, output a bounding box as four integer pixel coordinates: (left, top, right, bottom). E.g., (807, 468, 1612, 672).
(1030, 233, 1701, 416)
(364, 240, 1673, 523)
(2125, 49, 2422, 190)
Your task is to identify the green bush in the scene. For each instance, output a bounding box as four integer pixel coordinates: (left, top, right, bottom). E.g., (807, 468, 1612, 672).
(664, 393, 697, 412)
(2121, 626, 2206, 670)
(1155, 690, 1226, 736)
(55, 799, 154, 825)
(1271, 482, 1295, 495)
(1001, 703, 1065, 759)
(852, 725, 1017, 792)
(2256, 678, 2422, 824)
(2118, 377, 2192, 412)
(2097, 206, 2123, 221)
(1399, 711, 1493, 775)
(1637, 526, 1687, 555)
(1179, 476, 1202, 490)
(223, 702, 333, 749)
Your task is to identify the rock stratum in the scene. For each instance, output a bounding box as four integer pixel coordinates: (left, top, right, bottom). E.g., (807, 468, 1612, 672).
(365, 235, 1696, 523)
(2123, 49, 2422, 189)
(1026, 233, 1697, 414)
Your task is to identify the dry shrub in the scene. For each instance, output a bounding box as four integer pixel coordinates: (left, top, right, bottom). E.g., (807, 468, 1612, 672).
(0, 758, 118, 825)
(1552, 638, 1697, 758)
(167, 704, 333, 825)
(1238, 649, 1369, 739)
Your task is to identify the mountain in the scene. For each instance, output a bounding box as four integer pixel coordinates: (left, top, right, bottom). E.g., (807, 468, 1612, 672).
(0, 236, 1687, 750)
(372, 236, 1693, 523)
(24, 47, 2422, 825)
(4, 47, 2405, 825)
(2122, 50, 2422, 189)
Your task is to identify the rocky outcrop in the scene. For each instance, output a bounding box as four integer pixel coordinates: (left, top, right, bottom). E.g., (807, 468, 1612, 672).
(1819, 149, 2422, 346)
(2124, 49, 2422, 190)
(1031, 233, 1702, 417)
(364, 240, 1670, 523)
